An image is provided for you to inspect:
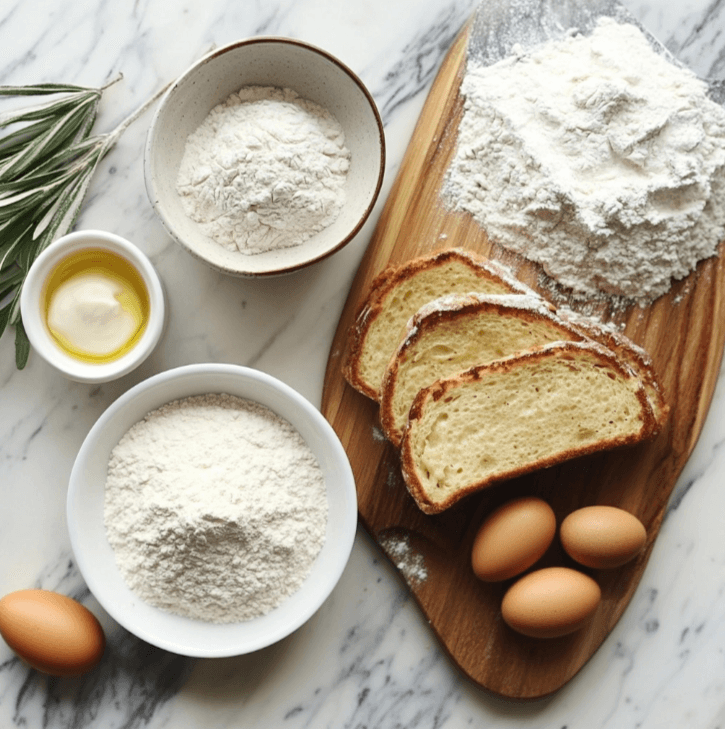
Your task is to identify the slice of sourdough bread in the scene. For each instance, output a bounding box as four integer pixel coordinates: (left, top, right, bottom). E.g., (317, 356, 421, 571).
(343, 249, 532, 400)
(400, 341, 656, 515)
(379, 293, 587, 447)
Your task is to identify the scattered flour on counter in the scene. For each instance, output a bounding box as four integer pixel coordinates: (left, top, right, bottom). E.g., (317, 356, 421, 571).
(177, 86, 350, 255)
(444, 18, 725, 303)
(104, 393, 328, 623)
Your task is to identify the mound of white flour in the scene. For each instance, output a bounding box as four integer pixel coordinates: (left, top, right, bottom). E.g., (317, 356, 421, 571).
(177, 86, 350, 255)
(104, 394, 328, 623)
(445, 19, 725, 302)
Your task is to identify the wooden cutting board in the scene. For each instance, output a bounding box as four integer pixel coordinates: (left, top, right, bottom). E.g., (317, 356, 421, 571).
(321, 14, 725, 699)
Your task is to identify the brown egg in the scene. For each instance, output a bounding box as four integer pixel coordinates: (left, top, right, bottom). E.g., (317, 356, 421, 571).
(560, 505, 647, 569)
(501, 567, 601, 639)
(471, 496, 556, 582)
(0, 589, 105, 676)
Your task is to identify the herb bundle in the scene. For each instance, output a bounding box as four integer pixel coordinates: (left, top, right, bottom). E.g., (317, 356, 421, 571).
(0, 79, 164, 369)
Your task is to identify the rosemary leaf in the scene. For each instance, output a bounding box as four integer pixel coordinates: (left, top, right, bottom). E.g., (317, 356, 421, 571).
(34, 167, 94, 253)
(31, 188, 66, 239)
(0, 117, 56, 161)
(0, 229, 31, 271)
(14, 316, 29, 369)
(16, 231, 41, 272)
(0, 83, 95, 96)
(24, 138, 100, 183)
(0, 168, 67, 195)
(0, 144, 91, 190)
(0, 92, 95, 129)
(0, 208, 34, 245)
(0, 301, 11, 341)
(0, 167, 70, 201)
(75, 94, 100, 143)
(0, 267, 24, 303)
(0, 95, 99, 180)
(0, 184, 65, 225)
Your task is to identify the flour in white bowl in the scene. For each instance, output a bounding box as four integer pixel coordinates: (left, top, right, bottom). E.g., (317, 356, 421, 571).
(445, 19, 725, 303)
(177, 86, 350, 255)
(104, 393, 328, 623)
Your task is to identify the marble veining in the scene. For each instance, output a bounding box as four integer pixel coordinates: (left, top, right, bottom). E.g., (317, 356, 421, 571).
(2, 0, 725, 727)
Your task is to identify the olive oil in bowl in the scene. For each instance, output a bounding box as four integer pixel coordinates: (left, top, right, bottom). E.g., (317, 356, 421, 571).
(42, 247, 150, 364)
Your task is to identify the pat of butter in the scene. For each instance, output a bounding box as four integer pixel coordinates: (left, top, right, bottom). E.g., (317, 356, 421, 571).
(47, 273, 140, 357)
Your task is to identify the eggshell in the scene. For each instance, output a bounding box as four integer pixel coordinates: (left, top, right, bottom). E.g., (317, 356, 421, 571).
(560, 505, 647, 569)
(0, 589, 105, 676)
(471, 496, 556, 582)
(501, 567, 601, 639)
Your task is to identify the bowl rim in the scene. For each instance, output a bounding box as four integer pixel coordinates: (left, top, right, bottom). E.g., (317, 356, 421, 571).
(66, 363, 358, 656)
(144, 36, 386, 278)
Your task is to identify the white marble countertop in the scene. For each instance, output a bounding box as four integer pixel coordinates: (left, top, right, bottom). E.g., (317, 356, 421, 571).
(2, 0, 725, 726)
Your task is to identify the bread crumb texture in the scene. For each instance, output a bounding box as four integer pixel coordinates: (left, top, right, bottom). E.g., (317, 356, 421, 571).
(405, 345, 647, 509)
(382, 299, 583, 445)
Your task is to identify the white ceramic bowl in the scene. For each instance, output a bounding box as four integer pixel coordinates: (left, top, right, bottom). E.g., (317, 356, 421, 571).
(145, 37, 385, 277)
(67, 363, 357, 657)
(20, 230, 165, 383)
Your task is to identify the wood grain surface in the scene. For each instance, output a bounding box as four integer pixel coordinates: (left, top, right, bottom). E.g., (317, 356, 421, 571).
(321, 20, 725, 699)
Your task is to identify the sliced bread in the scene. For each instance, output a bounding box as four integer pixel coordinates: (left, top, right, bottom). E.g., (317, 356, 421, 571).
(558, 310, 669, 430)
(343, 248, 532, 400)
(379, 293, 587, 447)
(400, 341, 656, 515)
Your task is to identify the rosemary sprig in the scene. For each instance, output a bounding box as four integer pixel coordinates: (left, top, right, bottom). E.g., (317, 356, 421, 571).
(0, 79, 168, 369)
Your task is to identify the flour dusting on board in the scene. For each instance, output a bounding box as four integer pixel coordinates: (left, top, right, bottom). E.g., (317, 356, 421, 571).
(445, 18, 725, 304)
(378, 532, 428, 584)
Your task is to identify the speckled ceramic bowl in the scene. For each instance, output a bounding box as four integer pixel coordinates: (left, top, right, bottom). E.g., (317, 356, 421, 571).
(66, 363, 358, 657)
(144, 38, 385, 277)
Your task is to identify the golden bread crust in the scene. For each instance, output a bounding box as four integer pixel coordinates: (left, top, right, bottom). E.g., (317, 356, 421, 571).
(342, 249, 531, 400)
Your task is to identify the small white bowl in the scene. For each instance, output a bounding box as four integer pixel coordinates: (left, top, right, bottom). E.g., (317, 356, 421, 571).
(144, 37, 385, 277)
(66, 363, 357, 657)
(20, 230, 165, 383)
